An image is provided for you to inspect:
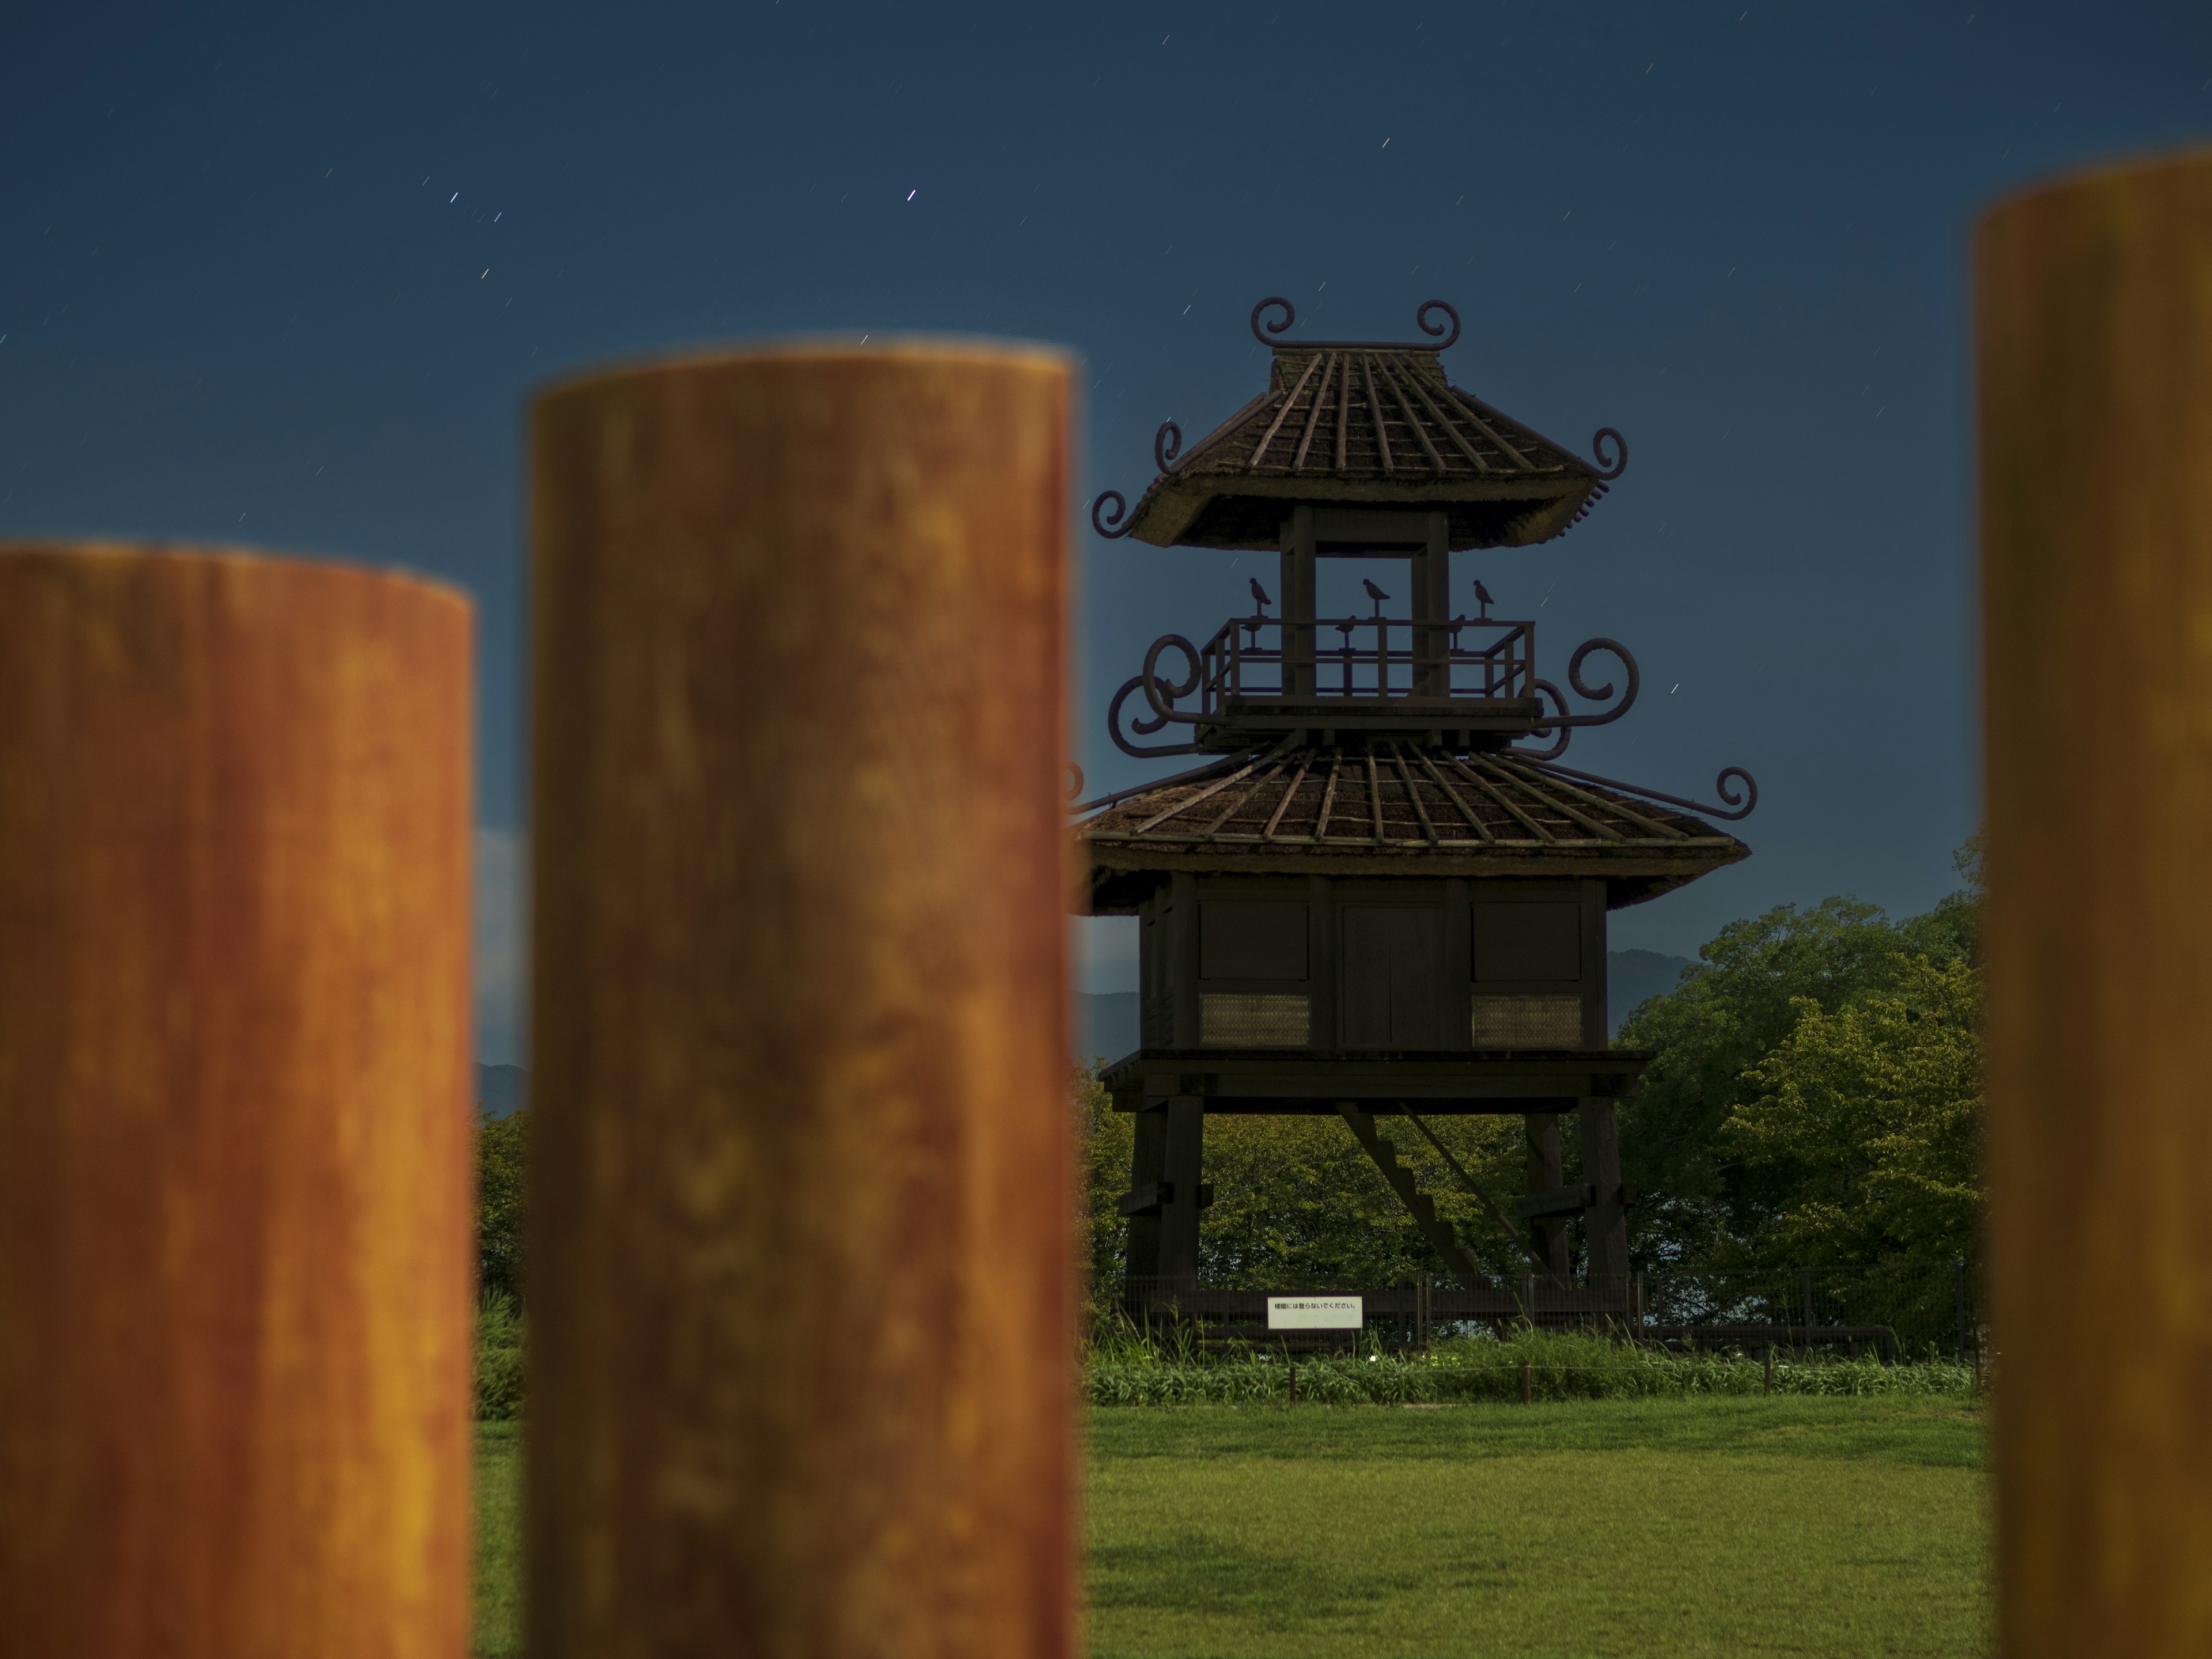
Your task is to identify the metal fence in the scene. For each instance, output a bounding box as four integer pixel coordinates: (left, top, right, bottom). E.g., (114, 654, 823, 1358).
(1119, 1261, 1982, 1364)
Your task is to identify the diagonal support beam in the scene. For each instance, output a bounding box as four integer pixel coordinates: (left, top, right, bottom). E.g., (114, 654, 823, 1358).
(1402, 1111, 1551, 1273)
(1516, 1183, 1596, 1221)
(1335, 1104, 1482, 1282)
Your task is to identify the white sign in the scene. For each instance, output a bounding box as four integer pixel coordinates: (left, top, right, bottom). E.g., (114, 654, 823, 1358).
(1267, 1295, 1364, 1331)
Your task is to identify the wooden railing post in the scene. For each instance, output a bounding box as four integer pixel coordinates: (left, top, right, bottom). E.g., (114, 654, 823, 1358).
(0, 545, 475, 1658)
(527, 345, 1073, 1656)
(1980, 153, 2212, 1657)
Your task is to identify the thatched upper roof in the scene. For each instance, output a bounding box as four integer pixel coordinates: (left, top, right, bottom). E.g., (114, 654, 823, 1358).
(1103, 302, 1622, 551)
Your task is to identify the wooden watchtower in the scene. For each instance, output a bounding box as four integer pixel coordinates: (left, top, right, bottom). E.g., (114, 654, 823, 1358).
(1075, 298, 1755, 1304)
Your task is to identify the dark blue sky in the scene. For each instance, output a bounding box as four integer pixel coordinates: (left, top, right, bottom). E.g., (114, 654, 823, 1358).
(5, 4, 2208, 1049)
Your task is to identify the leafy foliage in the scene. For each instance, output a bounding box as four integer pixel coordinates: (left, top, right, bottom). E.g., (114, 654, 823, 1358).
(1080, 842, 1986, 1287)
(474, 1104, 531, 1421)
(1199, 1113, 1532, 1284)
(1074, 1065, 1543, 1309)
(1078, 1065, 1134, 1314)
(1725, 955, 1982, 1266)
(467, 851, 1987, 1381)
(1618, 842, 1983, 1269)
(1084, 1324, 1975, 1407)
(475, 1291, 527, 1420)
(476, 1106, 529, 1303)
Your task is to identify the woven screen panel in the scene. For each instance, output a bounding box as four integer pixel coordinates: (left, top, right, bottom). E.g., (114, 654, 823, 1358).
(1199, 992, 1310, 1048)
(1470, 995, 1582, 1048)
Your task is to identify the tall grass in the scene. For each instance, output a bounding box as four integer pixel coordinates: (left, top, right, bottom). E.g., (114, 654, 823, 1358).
(468, 1299, 1972, 1421)
(1084, 1317, 1976, 1407)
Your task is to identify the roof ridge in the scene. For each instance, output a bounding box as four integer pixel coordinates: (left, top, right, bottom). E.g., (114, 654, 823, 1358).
(1093, 300, 1617, 551)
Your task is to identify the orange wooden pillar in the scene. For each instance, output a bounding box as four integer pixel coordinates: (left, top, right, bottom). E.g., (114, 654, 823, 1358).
(528, 346, 1074, 1657)
(1981, 154, 2212, 1655)
(0, 545, 475, 1657)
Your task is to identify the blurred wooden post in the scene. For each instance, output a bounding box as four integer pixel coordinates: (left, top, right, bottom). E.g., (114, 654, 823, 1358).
(528, 346, 1073, 1657)
(1981, 153, 2212, 1657)
(0, 545, 475, 1658)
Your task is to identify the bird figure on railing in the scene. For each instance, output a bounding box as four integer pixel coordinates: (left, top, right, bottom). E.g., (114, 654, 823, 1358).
(1474, 578, 1495, 620)
(1241, 578, 1272, 648)
(1363, 577, 1389, 609)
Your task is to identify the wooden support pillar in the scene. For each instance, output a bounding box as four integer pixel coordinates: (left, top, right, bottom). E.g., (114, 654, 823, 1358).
(1280, 505, 1316, 700)
(1155, 1097, 1206, 1285)
(1522, 1112, 1570, 1277)
(528, 347, 1073, 1657)
(1578, 1099, 1628, 1289)
(1578, 878, 1609, 1049)
(1980, 153, 2212, 1658)
(0, 544, 474, 1659)
(1137, 894, 1162, 1046)
(1412, 509, 1450, 698)
(1169, 869, 1200, 1046)
(1123, 1103, 1168, 1297)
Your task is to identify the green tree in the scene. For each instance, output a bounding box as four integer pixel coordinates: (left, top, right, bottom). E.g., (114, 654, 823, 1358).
(1724, 953, 1982, 1265)
(1617, 842, 1982, 1268)
(1080, 842, 1988, 1296)
(1199, 1113, 1534, 1285)
(477, 1106, 529, 1303)
(1076, 1064, 1133, 1317)
(1075, 1063, 1537, 1301)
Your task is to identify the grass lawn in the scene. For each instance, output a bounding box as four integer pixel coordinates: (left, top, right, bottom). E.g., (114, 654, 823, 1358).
(1086, 1399, 1988, 1658)
(472, 1397, 1990, 1657)
(474, 1423, 522, 1657)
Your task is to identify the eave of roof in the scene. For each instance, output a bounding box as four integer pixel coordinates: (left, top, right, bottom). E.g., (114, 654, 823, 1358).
(1075, 741, 1750, 911)
(1119, 344, 1611, 551)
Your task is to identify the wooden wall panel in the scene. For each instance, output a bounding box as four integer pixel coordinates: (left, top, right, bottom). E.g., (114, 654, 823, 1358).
(1198, 899, 1309, 981)
(1469, 902, 1581, 982)
(1339, 906, 1440, 1046)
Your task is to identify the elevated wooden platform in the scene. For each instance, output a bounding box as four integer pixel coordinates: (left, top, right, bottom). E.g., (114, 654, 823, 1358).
(1100, 1045, 1651, 1114)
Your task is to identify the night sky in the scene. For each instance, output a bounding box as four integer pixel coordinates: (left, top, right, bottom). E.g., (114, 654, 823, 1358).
(5, 4, 2209, 1060)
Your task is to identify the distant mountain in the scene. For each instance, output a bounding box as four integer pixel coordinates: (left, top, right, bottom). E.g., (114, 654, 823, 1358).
(1607, 949, 1694, 1037)
(1077, 992, 1141, 1063)
(476, 1063, 528, 1120)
